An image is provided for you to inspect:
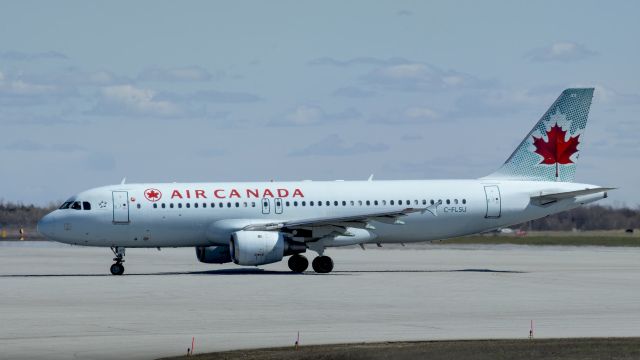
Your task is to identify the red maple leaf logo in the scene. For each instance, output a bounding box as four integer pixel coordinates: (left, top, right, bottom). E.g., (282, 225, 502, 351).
(532, 122, 580, 177)
(144, 189, 162, 202)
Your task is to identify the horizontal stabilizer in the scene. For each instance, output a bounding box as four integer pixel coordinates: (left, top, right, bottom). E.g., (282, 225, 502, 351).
(531, 187, 616, 201)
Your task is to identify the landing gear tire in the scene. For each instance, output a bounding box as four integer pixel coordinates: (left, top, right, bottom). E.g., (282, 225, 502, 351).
(288, 254, 309, 273)
(312, 256, 334, 273)
(110, 263, 125, 276)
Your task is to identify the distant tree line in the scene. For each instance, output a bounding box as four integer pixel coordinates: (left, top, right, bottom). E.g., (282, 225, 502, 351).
(0, 200, 638, 231)
(0, 200, 59, 228)
(515, 205, 639, 231)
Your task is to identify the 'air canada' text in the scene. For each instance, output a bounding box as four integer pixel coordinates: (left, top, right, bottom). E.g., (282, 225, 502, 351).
(170, 189, 305, 199)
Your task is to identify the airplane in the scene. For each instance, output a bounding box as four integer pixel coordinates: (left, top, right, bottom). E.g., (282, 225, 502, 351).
(37, 88, 614, 275)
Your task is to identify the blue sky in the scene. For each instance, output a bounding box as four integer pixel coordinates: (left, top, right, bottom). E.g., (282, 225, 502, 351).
(1, 1, 639, 207)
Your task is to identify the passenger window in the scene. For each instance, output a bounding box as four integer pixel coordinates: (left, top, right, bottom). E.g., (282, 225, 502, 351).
(334, 201, 338, 206)
(162, 203, 166, 209)
(136, 204, 140, 209)
(220, 202, 224, 208)
(252, 202, 256, 207)
(374, 200, 378, 206)
(195, 203, 199, 208)
(227, 202, 231, 208)
(235, 202, 239, 207)
(350, 201, 354, 206)
(390, 200, 394, 205)
(83, 201, 91, 210)
(186, 203, 191, 208)
(318, 201, 322, 207)
(454, 199, 458, 204)
(342, 201, 346, 206)
(398, 200, 402, 205)
(170, 203, 174, 208)
(294, 201, 298, 206)
(430, 200, 434, 205)
(243, 202, 247, 207)
(422, 200, 426, 205)
(211, 203, 215, 208)
(406, 200, 410, 205)
(358, 200, 362, 206)
(59, 202, 72, 209)
(446, 199, 450, 205)
(382, 200, 386, 205)
(462, 199, 467, 204)
(286, 201, 290, 206)
(414, 200, 418, 205)
(302, 201, 306, 206)
(310, 201, 314, 206)
(178, 203, 182, 208)
(153, 203, 157, 209)
(203, 203, 206, 208)
(71, 201, 82, 210)
(326, 201, 330, 206)
(366, 200, 370, 206)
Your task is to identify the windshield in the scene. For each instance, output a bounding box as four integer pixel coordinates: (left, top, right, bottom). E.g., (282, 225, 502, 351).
(59, 202, 72, 209)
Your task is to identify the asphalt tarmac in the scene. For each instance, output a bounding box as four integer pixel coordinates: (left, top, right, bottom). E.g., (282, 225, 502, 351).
(1, 242, 639, 359)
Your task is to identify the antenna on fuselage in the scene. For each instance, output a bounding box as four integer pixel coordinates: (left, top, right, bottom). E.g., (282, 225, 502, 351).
(121, 177, 126, 185)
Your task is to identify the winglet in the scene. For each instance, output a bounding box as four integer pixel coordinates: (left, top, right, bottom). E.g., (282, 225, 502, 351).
(120, 177, 126, 185)
(367, 174, 374, 182)
(422, 200, 443, 216)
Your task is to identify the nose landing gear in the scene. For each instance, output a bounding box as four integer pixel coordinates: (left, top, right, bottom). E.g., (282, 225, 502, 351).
(110, 247, 125, 275)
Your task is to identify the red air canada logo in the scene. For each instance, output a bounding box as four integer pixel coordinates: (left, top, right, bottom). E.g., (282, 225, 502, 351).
(533, 122, 580, 177)
(144, 188, 162, 202)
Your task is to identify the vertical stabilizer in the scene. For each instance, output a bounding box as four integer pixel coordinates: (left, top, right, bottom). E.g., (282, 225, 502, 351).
(483, 88, 594, 182)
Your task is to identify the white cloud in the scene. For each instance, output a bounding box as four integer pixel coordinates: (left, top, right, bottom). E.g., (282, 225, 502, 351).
(370, 106, 441, 124)
(526, 42, 597, 62)
(332, 86, 375, 98)
(289, 134, 388, 157)
(453, 86, 556, 117)
(0, 50, 68, 61)
(90, 85, 187, 118)
(0, 70, 77, 106)
(269, 105, 362, 126)
(137, 66, 213, 82)
(27, 69, 133, 86)
(361, 62, 483, 92)
(573, 84, 640, 106)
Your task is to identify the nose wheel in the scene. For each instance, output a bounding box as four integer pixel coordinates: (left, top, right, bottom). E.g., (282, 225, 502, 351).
(110, 247, 126, 276)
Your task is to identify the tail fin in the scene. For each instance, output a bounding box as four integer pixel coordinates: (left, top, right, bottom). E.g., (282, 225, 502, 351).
(483, 88, 594, 182)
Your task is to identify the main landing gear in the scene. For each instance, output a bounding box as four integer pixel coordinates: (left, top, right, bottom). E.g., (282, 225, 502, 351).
(312, 256, 334, 273)
(287, 254, 334, 273)
(110, 247, 125, 275)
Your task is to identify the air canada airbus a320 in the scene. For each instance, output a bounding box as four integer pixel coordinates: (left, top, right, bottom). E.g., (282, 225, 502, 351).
(38, 88, 614, 275)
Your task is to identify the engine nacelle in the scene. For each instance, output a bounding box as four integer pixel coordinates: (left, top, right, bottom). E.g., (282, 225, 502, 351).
(195, 246, 232, 264)
(230, 231, 305, 266)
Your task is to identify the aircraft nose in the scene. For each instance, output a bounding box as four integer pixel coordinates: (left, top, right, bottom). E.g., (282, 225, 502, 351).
(37, 213, 56, 239)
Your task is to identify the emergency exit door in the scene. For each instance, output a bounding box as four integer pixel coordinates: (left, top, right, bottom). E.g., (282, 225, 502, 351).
(112, 191, 130, 224)
(484, 185, 501, 218)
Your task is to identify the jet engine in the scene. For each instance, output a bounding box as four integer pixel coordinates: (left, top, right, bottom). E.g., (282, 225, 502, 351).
(195, 246, 232, 264)
(230, 231, 306, 266)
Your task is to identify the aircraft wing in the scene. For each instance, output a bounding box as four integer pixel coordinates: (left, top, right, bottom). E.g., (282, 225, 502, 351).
(245, 206, 432, 235)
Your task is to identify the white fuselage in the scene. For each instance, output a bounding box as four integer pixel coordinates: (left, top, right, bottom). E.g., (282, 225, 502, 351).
(38, 179, 605, 248)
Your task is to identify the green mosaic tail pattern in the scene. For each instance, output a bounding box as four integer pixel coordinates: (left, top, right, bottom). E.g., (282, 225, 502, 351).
(483, 88, 594, 182)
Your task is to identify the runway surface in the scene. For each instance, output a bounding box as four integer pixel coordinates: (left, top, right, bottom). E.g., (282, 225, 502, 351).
(1, 242, 639, 359)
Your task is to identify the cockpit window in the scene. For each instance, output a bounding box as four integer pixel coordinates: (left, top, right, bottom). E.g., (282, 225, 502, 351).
(71, 201, 82, 210)
(59, 202, 72, 209)
(83, 202, 91, 210)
